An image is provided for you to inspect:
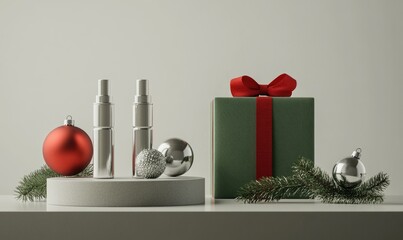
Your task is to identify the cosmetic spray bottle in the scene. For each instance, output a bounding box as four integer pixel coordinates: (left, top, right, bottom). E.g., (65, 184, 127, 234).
(133, 79, 153, 177)
(93, 79, 114, 178)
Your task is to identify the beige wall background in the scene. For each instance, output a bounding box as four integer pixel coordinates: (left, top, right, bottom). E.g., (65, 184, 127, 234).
(1, 0, 402, 196)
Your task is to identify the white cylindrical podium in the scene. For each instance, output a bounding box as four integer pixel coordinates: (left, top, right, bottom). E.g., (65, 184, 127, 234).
(47, 176, 205, 207)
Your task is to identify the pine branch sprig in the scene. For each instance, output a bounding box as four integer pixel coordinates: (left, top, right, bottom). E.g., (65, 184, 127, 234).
(15, 164, 93, 202)
(237, 158, 390, 204)
(358, 172, 390, 194)
(237, 176, 313, 203)
(292, 157, 338, 197)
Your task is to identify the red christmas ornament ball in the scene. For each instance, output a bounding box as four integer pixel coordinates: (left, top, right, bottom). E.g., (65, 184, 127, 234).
(42, 116, 93, 176)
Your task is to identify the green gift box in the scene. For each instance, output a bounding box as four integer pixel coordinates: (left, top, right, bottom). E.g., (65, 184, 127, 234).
(212, 97, 314, 199)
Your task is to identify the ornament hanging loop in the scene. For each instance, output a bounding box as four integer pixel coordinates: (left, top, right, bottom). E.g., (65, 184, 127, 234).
(64, 115, 75, 126)
(352, 148, 362, 159)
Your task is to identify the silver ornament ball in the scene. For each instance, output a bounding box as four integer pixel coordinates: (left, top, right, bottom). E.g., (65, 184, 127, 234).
(158, 138, 194, 177)
(332, 148, 366, 189)
(136, 149, 166, 179)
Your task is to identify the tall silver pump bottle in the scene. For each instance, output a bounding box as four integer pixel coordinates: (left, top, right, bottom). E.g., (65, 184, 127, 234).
(133, 79, 153, 177)
(93, 79, 114, 178)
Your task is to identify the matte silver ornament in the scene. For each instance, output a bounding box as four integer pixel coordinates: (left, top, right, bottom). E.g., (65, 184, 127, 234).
(332, 148, 366, 189)
(135, 149, 166, 179)
(158, 138, 194, 177)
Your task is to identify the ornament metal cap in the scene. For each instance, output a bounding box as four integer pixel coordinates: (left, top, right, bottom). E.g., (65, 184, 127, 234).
(63, 115, 74, 126)
(352, 148, 362, 159)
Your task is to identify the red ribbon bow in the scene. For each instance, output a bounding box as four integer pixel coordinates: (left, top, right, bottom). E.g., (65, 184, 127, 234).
(230, 73, 297, 97)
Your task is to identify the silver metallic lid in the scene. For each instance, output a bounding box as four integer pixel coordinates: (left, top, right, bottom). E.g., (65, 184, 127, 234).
(133, 79, 153, 127)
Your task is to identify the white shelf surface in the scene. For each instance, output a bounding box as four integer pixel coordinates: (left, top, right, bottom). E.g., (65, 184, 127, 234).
(1, 195, 403, 212)
(1, 195, 403, 240)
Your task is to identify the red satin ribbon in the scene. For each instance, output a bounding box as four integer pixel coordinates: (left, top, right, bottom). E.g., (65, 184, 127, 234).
(230, 73, 297, 97)
(256, 97, 272, 179)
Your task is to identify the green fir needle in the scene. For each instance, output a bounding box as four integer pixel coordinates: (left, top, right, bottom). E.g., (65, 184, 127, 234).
(15, 164, 93, 202)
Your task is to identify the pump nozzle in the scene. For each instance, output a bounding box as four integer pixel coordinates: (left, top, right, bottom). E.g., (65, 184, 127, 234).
(96, 79, 111, 103)
(134, 79, 151, 103)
